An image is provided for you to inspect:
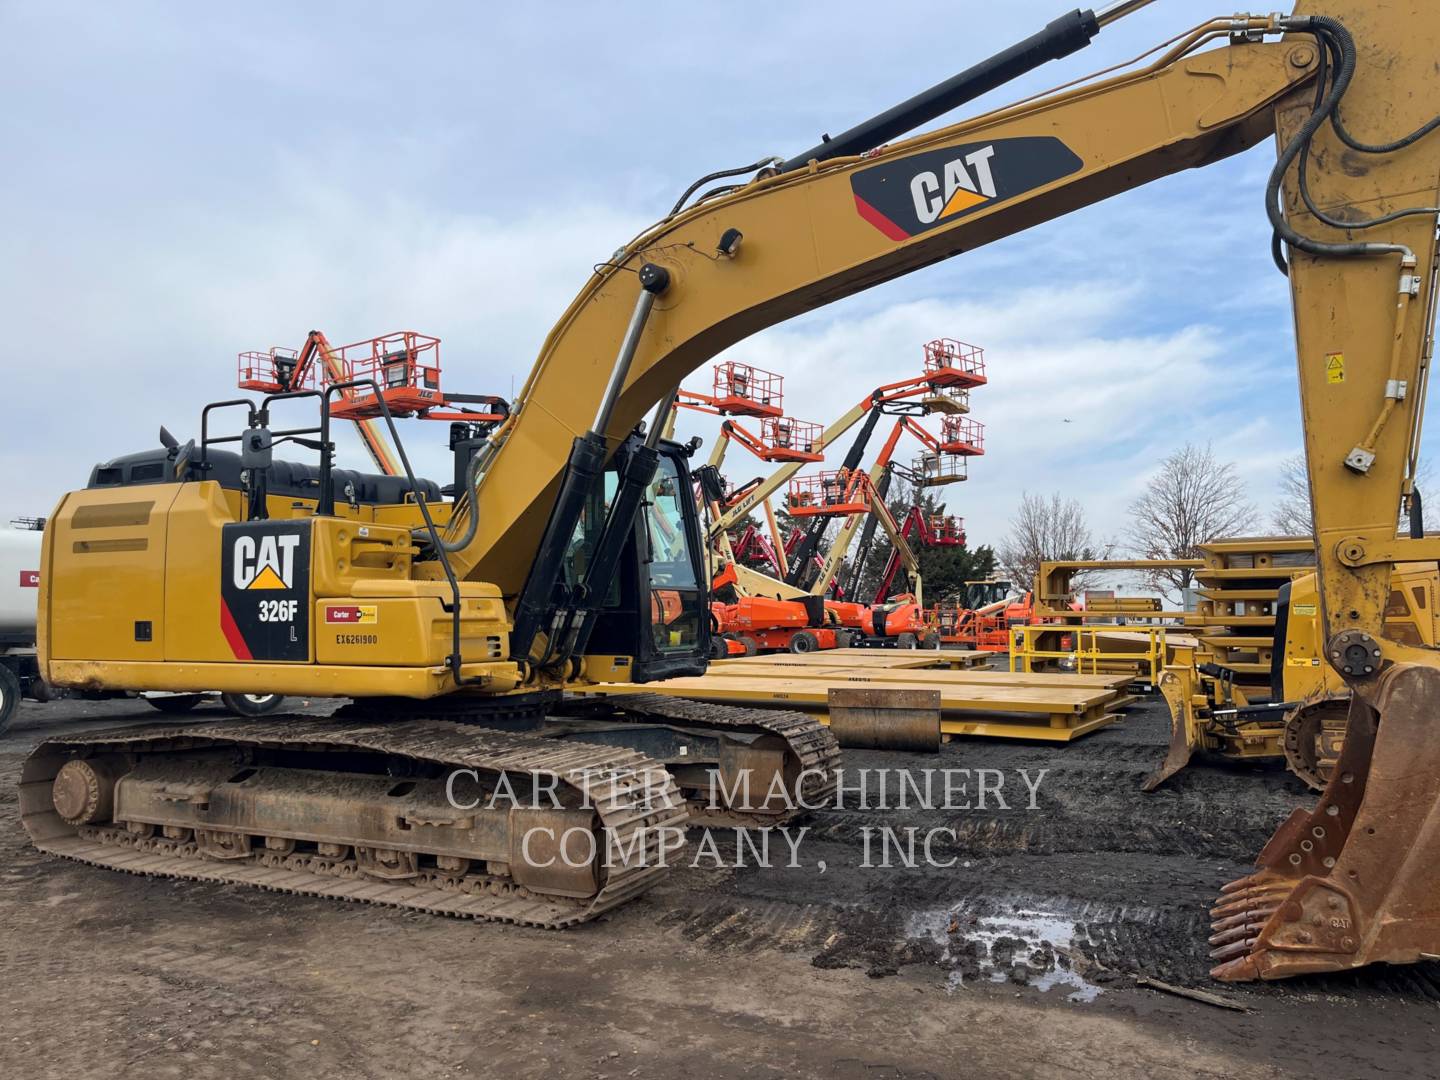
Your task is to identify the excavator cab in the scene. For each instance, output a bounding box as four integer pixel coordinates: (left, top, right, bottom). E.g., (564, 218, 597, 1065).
(569, 436, 710, 683)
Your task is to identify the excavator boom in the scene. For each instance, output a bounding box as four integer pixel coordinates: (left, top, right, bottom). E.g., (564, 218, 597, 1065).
(442, 14, 1319, 595)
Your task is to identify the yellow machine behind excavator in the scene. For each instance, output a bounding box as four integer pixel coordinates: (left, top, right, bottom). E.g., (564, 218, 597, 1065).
(1151, 563, 1440, 791)
(22, 1, 1440, 982)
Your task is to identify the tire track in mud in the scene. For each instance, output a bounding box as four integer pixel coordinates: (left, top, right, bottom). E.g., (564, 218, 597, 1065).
(658, 699, 1440, 1002)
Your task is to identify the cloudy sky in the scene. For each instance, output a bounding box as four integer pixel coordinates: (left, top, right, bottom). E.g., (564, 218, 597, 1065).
(3, 1, 1411, 551)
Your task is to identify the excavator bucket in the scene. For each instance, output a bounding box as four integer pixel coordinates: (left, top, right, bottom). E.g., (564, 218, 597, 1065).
(1210, 663, 1440, 981)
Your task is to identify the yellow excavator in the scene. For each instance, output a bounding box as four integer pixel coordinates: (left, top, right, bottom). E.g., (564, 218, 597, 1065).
(24, 1, 1440, 982)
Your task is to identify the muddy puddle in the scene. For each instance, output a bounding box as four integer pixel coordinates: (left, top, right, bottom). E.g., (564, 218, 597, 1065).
(907, 900, 1140, 1003)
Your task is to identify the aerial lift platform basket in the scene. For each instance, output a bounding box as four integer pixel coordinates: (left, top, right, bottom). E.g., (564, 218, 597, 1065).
(757, 417, 823, 462)
(914, 452, 969, 486)
(237, 348, 316, 394)
(786, 469, 872, 517)
(938, 415, 985, 456)
(922, 338, 987, 389)
(924, 512, 965, 545)
(710, 361, 784, 417)
(922, 384, 971, 415)
(327, 332, 444, 420)
(718, 415, 825, 464)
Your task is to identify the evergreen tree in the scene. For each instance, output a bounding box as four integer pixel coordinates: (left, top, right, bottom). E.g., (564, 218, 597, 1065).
(850, 474, 992, 603)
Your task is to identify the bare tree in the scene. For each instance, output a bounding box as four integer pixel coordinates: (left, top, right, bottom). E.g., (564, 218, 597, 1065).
(1128, 442, 1256, 600)
(1270, 454, 1313, 537)
(1271, 452, 1438, 535)
(998, 491, 1110, 593)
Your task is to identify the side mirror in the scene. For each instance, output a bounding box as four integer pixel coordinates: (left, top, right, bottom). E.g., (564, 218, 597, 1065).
(173, 439, 197, 481)
(159, 425, 179, 454)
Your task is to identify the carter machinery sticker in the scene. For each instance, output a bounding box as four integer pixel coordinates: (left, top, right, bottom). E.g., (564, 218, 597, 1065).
(219, 521, 311, 662)
(324, 605, 378, 625)
(19, 570, 39, 587)
(850, 136, 1084, 241)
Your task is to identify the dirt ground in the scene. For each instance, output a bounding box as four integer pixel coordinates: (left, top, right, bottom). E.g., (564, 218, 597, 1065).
(2, 689, 1438, 1080)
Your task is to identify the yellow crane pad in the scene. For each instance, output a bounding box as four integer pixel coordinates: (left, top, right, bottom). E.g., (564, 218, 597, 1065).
(585, 671, 1119, 742)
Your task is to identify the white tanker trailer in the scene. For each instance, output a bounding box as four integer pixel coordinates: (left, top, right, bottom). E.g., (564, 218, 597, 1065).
(1, 520, 284, 732)
(0, 523, 44, 730)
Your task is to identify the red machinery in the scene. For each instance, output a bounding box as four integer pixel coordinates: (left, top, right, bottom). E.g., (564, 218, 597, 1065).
(874, 505, 966, 604)
(730, 524, 785, 579)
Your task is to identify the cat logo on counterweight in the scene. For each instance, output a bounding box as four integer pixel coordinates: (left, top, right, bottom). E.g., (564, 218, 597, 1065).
(231, 532, 301, 590)
(219, 521, 311, 662)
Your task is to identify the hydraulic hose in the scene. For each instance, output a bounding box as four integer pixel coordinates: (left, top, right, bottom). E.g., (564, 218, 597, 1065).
(1266, 16, 1413, 264)
(667, 157, 782, 218)
(438, 447, 486, 553)
(1291, 23, 1439, 235)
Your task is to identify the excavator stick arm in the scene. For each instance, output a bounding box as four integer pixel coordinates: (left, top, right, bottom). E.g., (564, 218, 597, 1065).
(1209, 1, 1440, 982)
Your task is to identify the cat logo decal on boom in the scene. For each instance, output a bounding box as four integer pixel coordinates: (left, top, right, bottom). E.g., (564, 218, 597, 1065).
(850, 136, 1083, 240)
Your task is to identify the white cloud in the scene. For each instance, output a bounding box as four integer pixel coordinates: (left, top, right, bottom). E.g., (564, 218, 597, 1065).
(673, 284, 1297, 549)
(0, 175, 647, 512)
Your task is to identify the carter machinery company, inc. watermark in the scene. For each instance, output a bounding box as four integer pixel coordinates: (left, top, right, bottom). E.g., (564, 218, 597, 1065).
(444, 765, 1050, 874)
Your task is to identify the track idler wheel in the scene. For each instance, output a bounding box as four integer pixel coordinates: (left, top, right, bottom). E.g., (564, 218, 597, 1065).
(51, 759, 121, 826)
(1282, 694, 1351, 792)
(1210, 663, 1440, 981)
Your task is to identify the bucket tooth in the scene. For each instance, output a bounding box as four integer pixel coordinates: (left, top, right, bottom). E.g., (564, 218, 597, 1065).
(1210, 953, 1263, 982)
(1217, 872, 1268, 896)
(1209, 938, 1259, 963)
(1209, 881, 1288, 920)
(1209, 907, 1278, 935)
(1208, 921, 1269, 948)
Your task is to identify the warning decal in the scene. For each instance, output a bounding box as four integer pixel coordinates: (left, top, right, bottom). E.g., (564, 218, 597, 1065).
(1326, 353, 1345, 384)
